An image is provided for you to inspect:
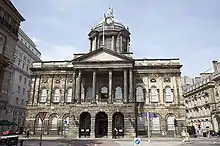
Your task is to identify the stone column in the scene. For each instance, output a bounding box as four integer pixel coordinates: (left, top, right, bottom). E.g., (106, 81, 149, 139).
(90, 117, 96, 138)
(108, 70, 113, 103)
(72, 71, 76, 103)
(111, 35, 115, 51)
(159, 77, 163, 105)
(92, 70, 96, 103)
(77, 70, 82, 103)
(29, 76, 37, 105)
(129, 69, 133, 102)
(124, 69, 128, 103)
(108, 116, 112, 138)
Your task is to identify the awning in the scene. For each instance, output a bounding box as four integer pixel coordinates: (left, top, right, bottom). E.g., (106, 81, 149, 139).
(0, 120, 17, 126)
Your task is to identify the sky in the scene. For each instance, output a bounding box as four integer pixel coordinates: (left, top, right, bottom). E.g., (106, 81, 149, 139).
(11, 0, 220, 77)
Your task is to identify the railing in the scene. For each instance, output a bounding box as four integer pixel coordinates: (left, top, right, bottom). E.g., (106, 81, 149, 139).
(135, 59, 180, 66)
(33, 61, 73, 68)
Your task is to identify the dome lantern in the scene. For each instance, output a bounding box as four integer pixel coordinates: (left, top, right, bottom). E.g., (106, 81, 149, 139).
(88, 7, 131, 54)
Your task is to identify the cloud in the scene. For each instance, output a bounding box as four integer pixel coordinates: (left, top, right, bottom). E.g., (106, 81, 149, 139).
(32, 37, 78, 61)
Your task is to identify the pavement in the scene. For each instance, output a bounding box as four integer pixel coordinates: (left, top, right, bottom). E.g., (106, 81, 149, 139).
(18, 135, 220, 146)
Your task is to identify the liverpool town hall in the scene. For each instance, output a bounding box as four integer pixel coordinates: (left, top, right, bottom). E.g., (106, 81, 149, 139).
(26, 8, 185, 138)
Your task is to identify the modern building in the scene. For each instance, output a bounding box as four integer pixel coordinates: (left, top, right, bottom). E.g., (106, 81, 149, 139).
(0, 0, 24, 120)
(183, 62, 219, 134)
(4, 28, 41, 130)
(26, 8, 185, 138)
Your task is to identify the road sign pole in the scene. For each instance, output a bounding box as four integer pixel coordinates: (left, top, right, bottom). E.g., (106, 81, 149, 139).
(147, 112, 150, 143)
(39, 120, 43, 146)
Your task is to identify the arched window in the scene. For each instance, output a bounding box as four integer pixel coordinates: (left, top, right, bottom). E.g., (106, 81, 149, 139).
(136, 86, 144, 102)
(137, 116, 145, 131)
(50, 116, 58, 130)
(53, 88, 60, 102)
(152, 115, 160, 130)
(66, 88, 72, 103)
(101, 87, 108, 94)
(167, 115, 175, 130)
(40, 88, 47, 102)
(115, 87, 122, 102)
(100, 86, 108, 101)
(151, 87, 158, 103)
(36, 118, 42, 130)
(164, 86, 173, 103)
(86, 87, 92, 102)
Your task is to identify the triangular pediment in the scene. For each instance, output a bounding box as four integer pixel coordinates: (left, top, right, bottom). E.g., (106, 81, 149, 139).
(73, 48, 133, 62)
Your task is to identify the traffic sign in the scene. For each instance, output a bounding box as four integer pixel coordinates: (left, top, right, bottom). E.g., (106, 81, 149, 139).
(134, 138, 141, 145)
(64, 120, 67, 124)
(39, 112, 47, 122)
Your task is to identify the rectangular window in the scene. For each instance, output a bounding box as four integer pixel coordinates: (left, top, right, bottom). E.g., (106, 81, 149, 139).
(19, 75, 22, 82)
(18, 86, 20, 93)
(16, 98, 19, 104)
(24, 77, 26, 84)
(23, 88, 25, 95)
(22, 63, 25, 69)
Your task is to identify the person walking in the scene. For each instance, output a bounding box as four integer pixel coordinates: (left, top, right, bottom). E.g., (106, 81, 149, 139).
(25, 128, 30, 138)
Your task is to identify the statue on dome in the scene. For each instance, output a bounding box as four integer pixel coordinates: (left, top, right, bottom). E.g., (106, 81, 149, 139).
(106, 7, 114, 18)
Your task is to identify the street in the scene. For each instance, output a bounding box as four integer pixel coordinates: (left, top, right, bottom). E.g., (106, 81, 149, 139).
(21, 138, 220, 146)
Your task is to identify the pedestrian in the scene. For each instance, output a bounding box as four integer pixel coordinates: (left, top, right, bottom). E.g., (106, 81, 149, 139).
(113, 128, 117, 139)
(25, 128, 30, 138)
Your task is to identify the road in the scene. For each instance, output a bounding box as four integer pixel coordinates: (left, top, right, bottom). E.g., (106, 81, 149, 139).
(22, 139, 220, 146)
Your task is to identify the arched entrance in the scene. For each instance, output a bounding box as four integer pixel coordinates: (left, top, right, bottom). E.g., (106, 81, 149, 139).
(79, 112, 91, 138)
(112, 112, 124, 138)
(95, 112, 108, 138)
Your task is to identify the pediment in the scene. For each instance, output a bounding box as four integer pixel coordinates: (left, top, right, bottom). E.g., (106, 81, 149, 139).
(73, 48, 133, 62)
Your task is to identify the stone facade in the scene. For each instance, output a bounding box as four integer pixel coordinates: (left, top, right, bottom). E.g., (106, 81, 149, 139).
(0, 0, 24, 121)
(26, 8, 185, 138)
(183, 61, 220, 134)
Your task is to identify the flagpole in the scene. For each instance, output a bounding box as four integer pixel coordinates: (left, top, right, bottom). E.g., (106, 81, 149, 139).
(102, 13, 105, 47)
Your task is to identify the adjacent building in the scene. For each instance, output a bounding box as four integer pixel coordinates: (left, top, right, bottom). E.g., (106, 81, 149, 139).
(26, 8, 185, 138)
(4, 28, 41, 130)
(183, 61, 220, 134)
(211, 60, 220, 133)
(0, 0, 25, 121)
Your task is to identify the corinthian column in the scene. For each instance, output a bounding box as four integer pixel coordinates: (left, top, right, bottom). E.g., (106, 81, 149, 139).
(92, 70, 96, 103)
(124, 69, 128, 103)
(108, 70, 113, 103)
(129, 69, 133, 102)
(77, 70, 81, 103)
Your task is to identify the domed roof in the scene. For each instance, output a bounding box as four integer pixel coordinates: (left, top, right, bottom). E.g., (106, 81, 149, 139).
(92, 8, 126, 30)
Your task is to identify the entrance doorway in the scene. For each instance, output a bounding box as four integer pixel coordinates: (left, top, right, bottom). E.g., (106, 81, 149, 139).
(79, 112, 91, 138)
(95, 112, 108, 138)
(112, 112, 124, 138)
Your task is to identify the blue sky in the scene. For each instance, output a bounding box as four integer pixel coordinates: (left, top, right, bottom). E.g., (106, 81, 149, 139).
(12, 0, 220, 77)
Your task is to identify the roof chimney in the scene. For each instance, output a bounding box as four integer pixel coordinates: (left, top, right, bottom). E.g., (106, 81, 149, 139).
(212, 60, 218, 74)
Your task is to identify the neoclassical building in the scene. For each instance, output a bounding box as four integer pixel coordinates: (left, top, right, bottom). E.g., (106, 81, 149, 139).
(26, 8, 185, 138)
(183, 61, 220, 134)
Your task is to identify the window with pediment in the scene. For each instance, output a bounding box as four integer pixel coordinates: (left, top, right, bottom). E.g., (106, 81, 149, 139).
(66, 88, 72, 103)
(53, 88, 60, 102)
(151, 86, 159, 103)
(152, 115, 160, 130)
(115, 86, 122, 102)
(167, 115, 175, 130)
(164, 86, 173, 103)
(50, 116, 58, 130)
(136, 86, 144, 102)
(40, 88, 47, 102)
